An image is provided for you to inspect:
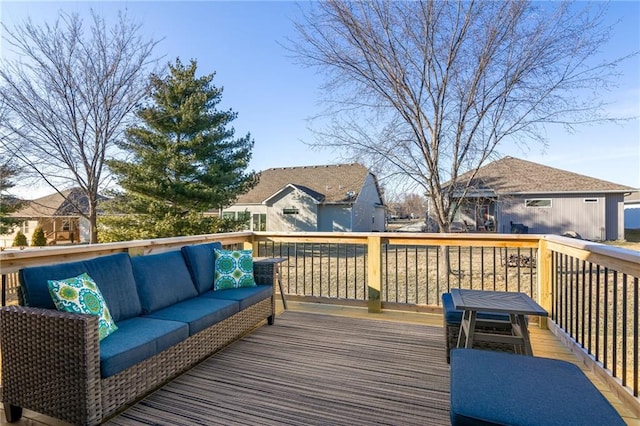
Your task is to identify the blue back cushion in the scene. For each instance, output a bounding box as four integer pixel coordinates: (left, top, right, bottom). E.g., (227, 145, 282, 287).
(19, 253, 142, 322)
(82, 253, 142, 322)
(20, 260, 86, 309)
(180, 242, 222, 294)
(131, 251, 198, 314)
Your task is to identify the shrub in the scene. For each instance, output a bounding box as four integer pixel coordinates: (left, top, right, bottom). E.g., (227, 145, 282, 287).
(31, 226, 47, 246)
(12, 231, 27, 247)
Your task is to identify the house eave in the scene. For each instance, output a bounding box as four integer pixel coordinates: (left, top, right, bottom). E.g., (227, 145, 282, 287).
(500, 190, 633, 196)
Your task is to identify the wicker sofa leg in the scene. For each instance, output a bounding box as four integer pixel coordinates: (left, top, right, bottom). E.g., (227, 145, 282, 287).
(4, 403, 22, 422)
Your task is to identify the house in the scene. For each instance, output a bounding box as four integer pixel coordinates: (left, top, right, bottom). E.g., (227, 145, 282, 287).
(222, 163, 386, 232)
(624, 191, 640, 229)
(448, 156, 635, 241)
(0, 188, 91, 247)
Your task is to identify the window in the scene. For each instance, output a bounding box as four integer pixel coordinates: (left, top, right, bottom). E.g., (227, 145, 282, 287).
(62, 220, 71, 231)
(222, 212, 236, 219)
(525, 199, 551, 208)
(584, 198, 599, 204)
(252, 213, 266, 231)
(282, 208, 299, 215)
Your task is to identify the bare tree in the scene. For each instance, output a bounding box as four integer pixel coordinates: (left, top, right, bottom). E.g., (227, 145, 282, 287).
(0, 10, 159, 243)
(290, 0, 633, 232)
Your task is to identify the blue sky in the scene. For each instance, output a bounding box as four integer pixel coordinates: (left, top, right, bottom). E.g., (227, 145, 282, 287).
(1, 1, 639, 197)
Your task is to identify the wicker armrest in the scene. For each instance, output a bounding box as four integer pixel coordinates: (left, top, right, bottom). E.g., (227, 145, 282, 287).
(253, 261, 276, 287)
(0, 306, 102, 425)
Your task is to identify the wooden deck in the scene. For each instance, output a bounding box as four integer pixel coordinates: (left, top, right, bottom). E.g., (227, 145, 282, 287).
(4, 301, 639, 425)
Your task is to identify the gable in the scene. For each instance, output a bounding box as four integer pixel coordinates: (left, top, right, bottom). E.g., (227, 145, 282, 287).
(234, 163, 378, 205)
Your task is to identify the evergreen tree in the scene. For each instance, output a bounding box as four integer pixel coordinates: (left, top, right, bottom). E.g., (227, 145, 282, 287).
(0, 159, 23, 235)
(31, 225, 47, 246)
(104, 59, 256, 240)
(12, 230, 27, 247)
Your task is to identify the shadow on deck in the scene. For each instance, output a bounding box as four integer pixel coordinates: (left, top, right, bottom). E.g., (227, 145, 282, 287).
(4, 302, 639, 425)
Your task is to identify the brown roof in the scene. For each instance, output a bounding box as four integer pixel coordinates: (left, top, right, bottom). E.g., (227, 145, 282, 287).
(234, 163, 375, 204)
(11, 188, 91, 218)
(457, 156, 635, 194)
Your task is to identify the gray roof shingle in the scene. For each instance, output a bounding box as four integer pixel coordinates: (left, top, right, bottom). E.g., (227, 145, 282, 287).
(234, 163, 374, 204)
(457, 156, 635, 194)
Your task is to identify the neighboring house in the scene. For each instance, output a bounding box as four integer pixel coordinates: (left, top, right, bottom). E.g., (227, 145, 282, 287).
(447, 156, 635, 241)
(0, 188, 92, 247)
(222, 163, 386, 232)
(624, 191, 640, 229)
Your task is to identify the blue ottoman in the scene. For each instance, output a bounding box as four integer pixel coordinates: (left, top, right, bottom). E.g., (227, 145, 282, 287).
(442, 293, 517, 363)
(450, 349, 625, 425)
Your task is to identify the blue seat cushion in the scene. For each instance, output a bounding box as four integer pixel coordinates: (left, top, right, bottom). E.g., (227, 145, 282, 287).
(144, 296, 239, 335)
(449, 349, 625, 426)
(181, 242, 222, 293)
(200, 285, 272, 310)
(131, 251, 198, 314)
(19, 253, 142, 321)
(100, 317, 188, 378)
(442, 293, 511, 324)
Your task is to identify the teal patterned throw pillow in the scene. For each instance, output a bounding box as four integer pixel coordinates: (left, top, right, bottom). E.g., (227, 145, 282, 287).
(47, 273, 118, 340)
(214, 249, 256, 290)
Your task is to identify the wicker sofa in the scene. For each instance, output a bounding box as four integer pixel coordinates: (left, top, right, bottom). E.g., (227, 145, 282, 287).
(0, 242, 276, 426)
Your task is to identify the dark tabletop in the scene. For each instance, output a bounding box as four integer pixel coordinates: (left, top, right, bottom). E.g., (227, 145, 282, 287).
(450, 288, 548, 316)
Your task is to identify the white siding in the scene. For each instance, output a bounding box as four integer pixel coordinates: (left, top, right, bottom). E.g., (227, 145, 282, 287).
(267, 188, 318, 232)
(351, 174, 384, 232)
(318, 205, 351, 231)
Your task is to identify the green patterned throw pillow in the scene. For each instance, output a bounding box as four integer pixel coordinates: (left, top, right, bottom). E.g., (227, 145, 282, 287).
(214, 249, 256, 290)
(47, 273, 118, 340)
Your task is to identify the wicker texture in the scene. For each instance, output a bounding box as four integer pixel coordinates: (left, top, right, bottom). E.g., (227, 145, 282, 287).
(253, 261, 276, 285)
(444, 318, 520, 363)
(1, 277, 275, 425)
(0, 307, 102, 425)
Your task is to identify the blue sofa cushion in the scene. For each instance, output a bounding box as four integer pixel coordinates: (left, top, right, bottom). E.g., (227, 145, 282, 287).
(82, 253, 142, 322)
(100, 317, 188, 378)
(144, 296, 239, 335)
(449, 349, 625, 426)
(19, 253, 142, 322)
(20, 260, 86, 309)
(131, 251, 198, 314)
(442, 293, 511, 324)
(180, 242, 222, 293)
(201, 285, 272, 310)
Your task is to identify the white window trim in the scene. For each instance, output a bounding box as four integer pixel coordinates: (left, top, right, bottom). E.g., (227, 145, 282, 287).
(525, 199, 552, 208)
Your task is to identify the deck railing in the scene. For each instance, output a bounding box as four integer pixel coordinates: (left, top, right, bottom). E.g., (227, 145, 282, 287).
(0, 231, 638, 412)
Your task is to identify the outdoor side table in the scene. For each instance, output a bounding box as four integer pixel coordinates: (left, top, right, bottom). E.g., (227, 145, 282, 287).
(450, 288, 548, 356)
(254, 257, 288, 309)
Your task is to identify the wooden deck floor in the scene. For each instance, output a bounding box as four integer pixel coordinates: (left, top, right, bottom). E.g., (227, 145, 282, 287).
(3, 301, 639, 425)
